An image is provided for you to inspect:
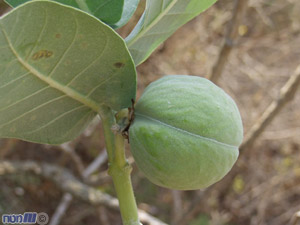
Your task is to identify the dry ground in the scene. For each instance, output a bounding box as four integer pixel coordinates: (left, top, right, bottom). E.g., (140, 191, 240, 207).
(0, 0, 300, 225)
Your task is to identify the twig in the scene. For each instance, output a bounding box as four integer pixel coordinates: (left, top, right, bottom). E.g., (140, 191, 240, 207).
(290, 211, 300, 225)
(0, 160, 168, 225)
(208, 0, 249, 83)
(59, 143, 85, 175)
(0, 160, 118, 208)
(48, 193, 73, 225)
(253, 4, 274, 27)
(138, 210, 168, 225)
(66, 207, 95, 224)
(50, 150, 107, 225)
(215, 64, 300, 220)
(85, 171, 111, 187)
(261, 127, 300, 140)
(171, 190, 183, 225)
(82, 150, 107, 179)
(82, 116, 101, 137)
(56, 117, 101, 176)
(177, 64, 300, 225)
(272, 205, 300, 225)
(97, 206, 111, 225)
(177, 191, 205, 225)
(240, 65, 300, 152)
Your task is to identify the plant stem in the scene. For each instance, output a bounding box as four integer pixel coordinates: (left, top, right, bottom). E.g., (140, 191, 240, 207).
(100, 107, 140, 225)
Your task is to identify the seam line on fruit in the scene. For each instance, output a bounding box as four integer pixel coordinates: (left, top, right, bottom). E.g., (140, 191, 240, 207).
(135, 112, 237, 149)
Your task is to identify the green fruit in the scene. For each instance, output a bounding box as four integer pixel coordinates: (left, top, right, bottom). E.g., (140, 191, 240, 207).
(129, 75, 243, 190)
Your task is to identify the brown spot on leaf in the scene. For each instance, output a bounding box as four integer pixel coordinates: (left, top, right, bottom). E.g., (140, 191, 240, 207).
(10, 127, 16, 133)
(30, 115, 37, 121)
(32, 50, 53, 60)
(80, 42, 88, 49)
(55, 33, 61, 39)
(64, 59, 71, 66)
(114, 62, 125, 68)
(45, 51, 53, 57)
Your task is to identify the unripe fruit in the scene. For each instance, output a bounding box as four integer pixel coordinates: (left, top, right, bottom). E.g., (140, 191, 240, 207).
(129, 75, 243, 190)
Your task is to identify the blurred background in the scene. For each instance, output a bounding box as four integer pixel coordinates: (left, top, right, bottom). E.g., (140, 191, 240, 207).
(0, 0, 300, 224)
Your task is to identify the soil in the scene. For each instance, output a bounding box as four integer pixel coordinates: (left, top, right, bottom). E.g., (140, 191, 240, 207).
(0, 0, 300, 225)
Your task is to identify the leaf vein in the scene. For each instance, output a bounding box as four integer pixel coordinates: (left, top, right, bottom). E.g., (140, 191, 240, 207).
(8, 9, 19, 37)
(0, 71, 30, 90)
(58, 109, 95, 140)
(66, 29, 108, 87)
(0, 58, 18, 76)
(86, 70, 118, 97)
(0, 95, 68, 128)
(0, 86, 50, 112)
(12, 8, 32, 46)
(0, 45, 9, 49)
(93, 0, 113, 14)
(0, 23, 100, 112)
(48, 13, 78, 78)
(25, 7, 47, 61)
(25, 105, 88, 134)
(126, 0, 177, 48)
(137, 30, 172, 39)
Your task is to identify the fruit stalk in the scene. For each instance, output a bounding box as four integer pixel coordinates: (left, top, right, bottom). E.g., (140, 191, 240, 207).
(101, 107, 140, 225)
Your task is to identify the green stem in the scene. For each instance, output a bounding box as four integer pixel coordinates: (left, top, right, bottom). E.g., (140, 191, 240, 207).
(100, 107, 140, 225)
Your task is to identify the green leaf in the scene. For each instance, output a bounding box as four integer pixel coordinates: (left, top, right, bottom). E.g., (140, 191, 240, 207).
(5, 0, 124, 25)
(83, 0, 124, 25)
(0, 1, 136, 144)
(126, 0, 218, 65)
(5, 0, 76, 8)
(112, 0, 140, 29)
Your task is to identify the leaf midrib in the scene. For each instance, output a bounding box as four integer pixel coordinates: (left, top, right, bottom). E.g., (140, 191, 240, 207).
(126, 0, 178, 47)
(135, 112, 238, 149)
(0, 23, 100, 113)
